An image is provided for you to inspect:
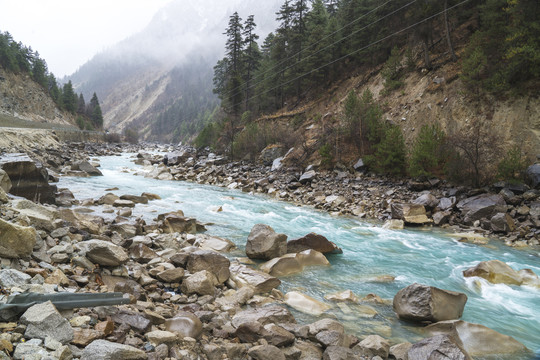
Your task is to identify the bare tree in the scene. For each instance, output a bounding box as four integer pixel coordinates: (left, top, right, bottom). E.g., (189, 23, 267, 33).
(444, 0, 458, 62)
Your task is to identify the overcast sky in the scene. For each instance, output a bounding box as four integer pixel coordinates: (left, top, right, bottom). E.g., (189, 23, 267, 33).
(0, 0, 172, 77)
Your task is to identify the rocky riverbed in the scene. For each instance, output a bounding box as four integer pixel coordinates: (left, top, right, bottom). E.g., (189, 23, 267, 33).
(0, 140, 538, 360)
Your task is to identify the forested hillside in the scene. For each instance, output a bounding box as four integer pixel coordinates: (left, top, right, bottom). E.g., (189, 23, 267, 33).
(0, 31, 104, 130)
(197, 0, 540, 187)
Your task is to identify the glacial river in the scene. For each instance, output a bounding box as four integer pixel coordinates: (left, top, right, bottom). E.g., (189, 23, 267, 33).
(59, 154, 540, 359)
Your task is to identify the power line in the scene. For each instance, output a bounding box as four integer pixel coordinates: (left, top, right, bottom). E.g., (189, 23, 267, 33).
(228, 0, 471, 112)
(221, 0, 396, 100)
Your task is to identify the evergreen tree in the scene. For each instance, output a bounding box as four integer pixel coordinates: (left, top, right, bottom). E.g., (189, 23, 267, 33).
(31, 55, 48, 88)
(62, 80, 77, 113)
(242, 15, 261, 111)
(88, 93, 103, 129)
(305, 0, 330, 87)
(77, 94, 86, 115)
(47, 73, 62, 107)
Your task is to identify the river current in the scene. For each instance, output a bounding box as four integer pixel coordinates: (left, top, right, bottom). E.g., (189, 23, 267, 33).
(59, 154, 540, 358)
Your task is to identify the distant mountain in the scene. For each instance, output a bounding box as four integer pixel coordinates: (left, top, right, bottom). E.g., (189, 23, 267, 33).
(67, 0, 281, 142)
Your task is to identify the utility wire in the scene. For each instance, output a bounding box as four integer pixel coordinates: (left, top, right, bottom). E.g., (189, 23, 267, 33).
(228, 0, 471, 112)
(221, 0, 396, 100)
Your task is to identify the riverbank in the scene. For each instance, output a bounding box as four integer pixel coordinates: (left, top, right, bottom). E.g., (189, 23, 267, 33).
(134, 146, 540, 249)
(0, 140, 538, 359)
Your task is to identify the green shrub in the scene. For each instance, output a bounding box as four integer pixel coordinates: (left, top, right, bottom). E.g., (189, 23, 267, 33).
(381, 46, 403, 93)
(497, 145, 528, 183)
(409, 124, 446, 177)
(319, 143, 333, 168)
(366, 124, 406, 175)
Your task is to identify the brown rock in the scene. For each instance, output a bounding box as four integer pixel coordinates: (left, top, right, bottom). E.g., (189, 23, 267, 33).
(72, 328, 102, 346)
(246, 224, 287, 260)
(165, 311, 203, 339)
(287, 233, 342, 254)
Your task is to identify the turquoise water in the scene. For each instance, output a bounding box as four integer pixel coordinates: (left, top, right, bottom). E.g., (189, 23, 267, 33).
(59, 154, 540, 358)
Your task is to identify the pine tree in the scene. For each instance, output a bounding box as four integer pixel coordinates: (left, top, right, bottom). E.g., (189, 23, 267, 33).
(88, 93, 103, 129)
(77, 94, 86, 115)
(305, 0, 330, 87)
(31, 55, 48, 88)
(242, 15, 261, 111)
(62, 80, 77, 113)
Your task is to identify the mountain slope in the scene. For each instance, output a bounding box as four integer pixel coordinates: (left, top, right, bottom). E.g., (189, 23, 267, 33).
(68, 0, 281, 141)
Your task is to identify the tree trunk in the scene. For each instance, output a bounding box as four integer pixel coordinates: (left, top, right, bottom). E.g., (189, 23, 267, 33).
(444, 0, 458, 62)
(422, 39, 432, 69)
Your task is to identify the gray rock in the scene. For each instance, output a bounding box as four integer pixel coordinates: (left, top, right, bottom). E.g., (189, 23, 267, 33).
(21, 301, 73, 344)
(353, 158, 366, 172)
(111, 310, 152, 333)
(229, 263, 281, 294)
(413, 193, 439, 210)
(80, 239, 128, 266)
(393, 283, 467, 323)
(408, 335, 471, 360)
(323, 346, 356, 360)
(187, 250, 230, 284)
(246, 224, 288, 260)
(0, 219, 37, 258)
(433, 211, 452, 226)
(248, 345, 286, 360)
(0, 153, 57, 204)
(299, 170, 317, 184)
(13, 342, 49, 360)
(260, 145, 284, 166)
(438, 197, 456, 211)
(353, 335, 390, 359)
(232, 305, 295, 328)
(390, 342, 412, 360)
(0, 268, 31, 288)
(456, 194, 505, 225)
(81, 339, 146, 360)
(526, 164, 540, 189)
(263, 323, 296, 347)
(77, 161, 103, 176)
(490, 213, 515, 233)
(165, 151, 190, 166)
(180, 270, 217, 296)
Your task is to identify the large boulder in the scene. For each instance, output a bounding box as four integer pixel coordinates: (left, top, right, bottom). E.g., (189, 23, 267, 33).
(180, 270, 218, 296)
(393, 283, 467, 323)
(260, 144, 284, 166)
(11, 199, 57, 231)
(259, 255, 303, 277)
(58, 209, 104, 234)
(0, 218, 36, 258)
(391, 203, 432, 224)
(78, 240, 129, 266)
(408, 334, 472, 360)
(425, 320, 528, 357)
(187, 250, 230, 284)
(229, 263, 281, 294)
(0, 169, 11, 192)
(160, 213, 199, 234)
(413, 193, 440, 210)
(246, 224, 287, 260)
(81, 339, 146, 360)
(490, 213, 516, 233)
(353, 335, 390, 359)
(0, 153, 56, 204)
(76, 161, 103, 176)
(456, 194, 505, 224)
(299, 170, 317, 184)
(164, 151, 190, 166)
(462, 260, 538, 286)
(287, 233, 342, 254)
(20, 301, 73, 344)
(526, 164, 540, 189)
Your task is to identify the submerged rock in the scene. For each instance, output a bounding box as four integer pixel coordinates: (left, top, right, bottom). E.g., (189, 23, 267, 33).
(284, 291, 332, 316)
(425, 320, 528, 357)
(463, 260, 539, 287)
(393, 283, 467, 323)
